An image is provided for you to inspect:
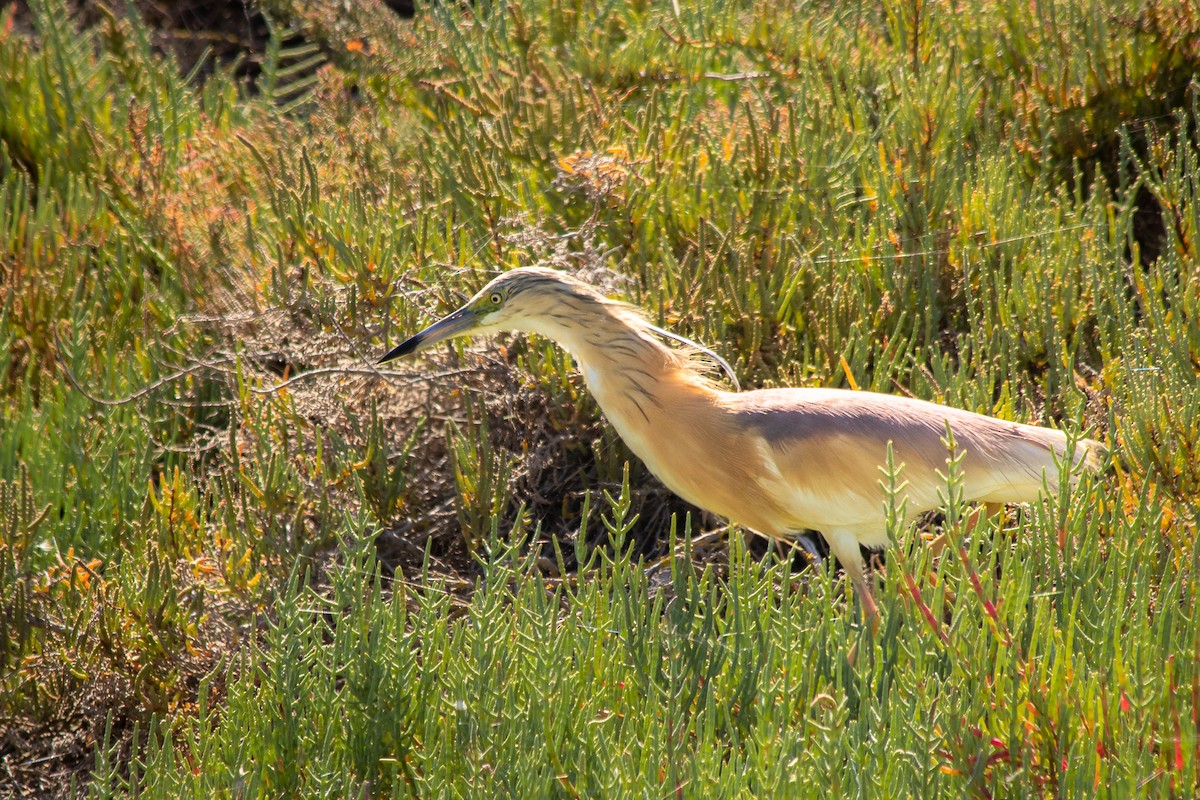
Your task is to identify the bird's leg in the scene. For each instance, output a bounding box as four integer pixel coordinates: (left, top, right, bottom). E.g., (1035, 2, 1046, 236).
(853, 572, 880, 624)
(962, 501, 1005, 539)
(827, 531, 880, 627)
(792, 533, 825, 568)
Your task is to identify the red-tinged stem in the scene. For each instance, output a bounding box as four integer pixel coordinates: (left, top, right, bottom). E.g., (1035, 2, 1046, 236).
(903, 571, 949, 644)
(958, 546, 1013, 647)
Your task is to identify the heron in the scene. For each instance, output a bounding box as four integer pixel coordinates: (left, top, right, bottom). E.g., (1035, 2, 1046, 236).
(380, 267, 1106, 620)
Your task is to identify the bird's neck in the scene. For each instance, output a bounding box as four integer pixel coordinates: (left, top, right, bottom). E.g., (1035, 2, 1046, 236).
(516, 297, 755, 522)
(519, 301, 717, 427)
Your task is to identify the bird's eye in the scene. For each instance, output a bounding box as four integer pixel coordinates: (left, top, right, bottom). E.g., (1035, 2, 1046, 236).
(489, 292, 503, 306)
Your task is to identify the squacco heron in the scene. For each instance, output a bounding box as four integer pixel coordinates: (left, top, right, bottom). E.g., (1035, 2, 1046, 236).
(380, 267, 1106, 619)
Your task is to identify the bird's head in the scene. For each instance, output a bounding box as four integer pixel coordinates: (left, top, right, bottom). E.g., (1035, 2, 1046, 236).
(378, 267, 599, 363)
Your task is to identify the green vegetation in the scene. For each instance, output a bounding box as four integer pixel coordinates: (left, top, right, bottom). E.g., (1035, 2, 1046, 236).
(1, 0, 1197, 796)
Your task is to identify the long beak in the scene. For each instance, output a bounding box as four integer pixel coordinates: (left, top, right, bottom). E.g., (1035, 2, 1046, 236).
(378, 306, 479, 364)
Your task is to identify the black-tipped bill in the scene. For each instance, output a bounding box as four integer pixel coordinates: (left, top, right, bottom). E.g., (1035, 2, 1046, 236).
(378, 306, 479, 364)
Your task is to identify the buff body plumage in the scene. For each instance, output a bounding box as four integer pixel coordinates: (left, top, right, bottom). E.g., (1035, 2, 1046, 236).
(382, 267, 1105, 618)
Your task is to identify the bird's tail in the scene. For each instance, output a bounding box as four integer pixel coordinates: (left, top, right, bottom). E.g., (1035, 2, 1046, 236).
(1071, 436, 1109, 475)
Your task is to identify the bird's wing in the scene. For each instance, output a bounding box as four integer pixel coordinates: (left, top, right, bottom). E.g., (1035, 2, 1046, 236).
(726, 389, 1073, 534)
